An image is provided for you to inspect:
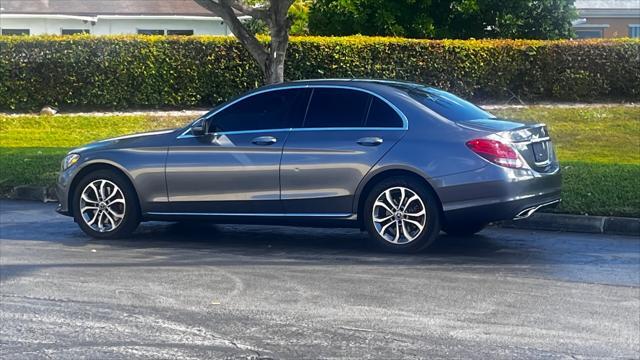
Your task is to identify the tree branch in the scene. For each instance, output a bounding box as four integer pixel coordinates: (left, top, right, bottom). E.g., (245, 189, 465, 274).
(193, 0, 269, 71)
(229, 1, 270, 20)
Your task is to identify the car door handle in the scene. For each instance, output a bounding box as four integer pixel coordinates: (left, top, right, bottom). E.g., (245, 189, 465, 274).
(251, 136, 277, 146)
(357, 137, 383, 146)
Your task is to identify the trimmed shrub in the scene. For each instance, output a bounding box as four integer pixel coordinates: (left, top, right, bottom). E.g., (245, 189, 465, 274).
(551, 70, 610, 101)
(0, 35, 638, 111)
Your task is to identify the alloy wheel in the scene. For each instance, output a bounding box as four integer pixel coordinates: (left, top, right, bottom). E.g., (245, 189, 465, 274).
(79, 179, 126, 233)
(372, 186, 427, 244)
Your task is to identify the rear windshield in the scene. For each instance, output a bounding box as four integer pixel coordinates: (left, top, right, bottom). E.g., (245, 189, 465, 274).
(395, 85, 495, 122)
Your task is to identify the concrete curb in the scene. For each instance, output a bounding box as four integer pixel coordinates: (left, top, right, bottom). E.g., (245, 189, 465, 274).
(8, 185, 57, 203)
(6, 185, 640, 237)
(501, 213, 640, 237)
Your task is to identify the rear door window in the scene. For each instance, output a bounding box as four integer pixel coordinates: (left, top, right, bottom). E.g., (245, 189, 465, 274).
(304, 88, 371, 128)
(365, 97, 404, 128)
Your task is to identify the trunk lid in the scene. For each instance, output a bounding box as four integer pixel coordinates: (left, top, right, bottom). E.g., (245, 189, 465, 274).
(461, 119, 559, 173)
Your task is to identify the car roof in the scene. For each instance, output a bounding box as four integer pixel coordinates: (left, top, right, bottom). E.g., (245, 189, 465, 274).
(260, 78, 424, 93)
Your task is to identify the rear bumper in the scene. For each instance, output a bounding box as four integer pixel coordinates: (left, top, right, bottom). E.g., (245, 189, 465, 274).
(443, 194, 561, 225)
(435, 165, 562, 225)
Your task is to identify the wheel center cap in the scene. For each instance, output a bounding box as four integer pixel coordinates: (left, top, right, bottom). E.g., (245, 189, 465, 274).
(98, 202, 107, 210)
(395, 211, 403, 220)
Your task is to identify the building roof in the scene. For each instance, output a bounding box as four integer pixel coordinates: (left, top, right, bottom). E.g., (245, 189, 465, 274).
(0, 0, 218, 16)
(574, 0, 640, 10)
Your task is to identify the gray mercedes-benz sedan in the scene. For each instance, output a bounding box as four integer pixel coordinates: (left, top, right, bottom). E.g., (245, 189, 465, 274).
(56, 79, 561, 252)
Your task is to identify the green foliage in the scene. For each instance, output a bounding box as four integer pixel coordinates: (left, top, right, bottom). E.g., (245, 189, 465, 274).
(244, 18, 270, 36)
(552, 162, 640, 217)
(0, 36, 638, 111)
(432, 0, 578, 39)
(551, 70, 610, 101)
(243, 0, 310, 36)
(309, 0, 435, 38)
(309, 0, 577, 39)
(289, 0, 311, 35)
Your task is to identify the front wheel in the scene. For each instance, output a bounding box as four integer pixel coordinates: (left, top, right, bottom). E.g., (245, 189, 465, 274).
(72, 169, 140, 239)
(364, 176, 441, 253)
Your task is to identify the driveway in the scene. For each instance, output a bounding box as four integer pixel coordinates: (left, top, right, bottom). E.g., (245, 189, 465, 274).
(1, 200, 639, 359)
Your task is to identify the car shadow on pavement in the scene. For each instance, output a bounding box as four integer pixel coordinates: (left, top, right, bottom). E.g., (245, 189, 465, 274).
(150, 221, 498, 248)
(2, 217, 508, 259)
(85, 221, 520, 265)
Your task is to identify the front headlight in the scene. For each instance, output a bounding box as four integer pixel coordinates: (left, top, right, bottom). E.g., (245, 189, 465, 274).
(62, 154, 80, 171)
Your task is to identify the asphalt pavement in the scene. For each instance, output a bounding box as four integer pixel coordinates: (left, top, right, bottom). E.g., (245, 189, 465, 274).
(1, 200, 639, 359)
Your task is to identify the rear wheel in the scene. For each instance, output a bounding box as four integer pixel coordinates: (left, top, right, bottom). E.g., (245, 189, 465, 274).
(364, 176, 441, 253)
(443, 222, 487, 236)
(72, 169, 140, 239)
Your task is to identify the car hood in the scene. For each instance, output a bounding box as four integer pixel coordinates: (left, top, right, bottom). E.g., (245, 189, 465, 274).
(71, 129, 178, 154)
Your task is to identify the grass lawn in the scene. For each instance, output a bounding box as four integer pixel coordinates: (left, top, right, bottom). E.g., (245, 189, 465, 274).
(1, 106, 638, 217)
(0, 115, 192, 196)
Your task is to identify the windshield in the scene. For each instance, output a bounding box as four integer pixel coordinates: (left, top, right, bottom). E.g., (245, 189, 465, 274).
(394, 85, 495, 122)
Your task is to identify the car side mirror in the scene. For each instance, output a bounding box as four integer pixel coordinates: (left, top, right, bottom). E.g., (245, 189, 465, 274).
(191, 122, 206, 136)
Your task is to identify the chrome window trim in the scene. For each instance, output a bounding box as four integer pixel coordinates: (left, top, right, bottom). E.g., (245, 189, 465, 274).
(293, 127, 405, 132)
(146, 211, 353, 218)
(178, 128, 293, 138)
(177, 84, 409, 139)
(177, 125, 407, 140)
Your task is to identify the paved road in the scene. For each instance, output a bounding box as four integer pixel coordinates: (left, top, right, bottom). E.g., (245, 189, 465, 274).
(1, 200, 638, 359)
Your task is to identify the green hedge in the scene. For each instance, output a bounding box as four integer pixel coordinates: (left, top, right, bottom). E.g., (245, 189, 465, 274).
(0, 36, 638, 111)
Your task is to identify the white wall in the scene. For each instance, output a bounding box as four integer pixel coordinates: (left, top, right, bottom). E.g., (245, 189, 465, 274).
(1, 18, 89, 34)
(0, 17, 230, 35)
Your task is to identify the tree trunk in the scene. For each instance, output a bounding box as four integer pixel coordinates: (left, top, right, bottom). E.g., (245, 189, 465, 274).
(263, 0, 291, 84)
(192, 0, 293, 85)
(263, 32, 288, 84)
(264, 53, 286, 84)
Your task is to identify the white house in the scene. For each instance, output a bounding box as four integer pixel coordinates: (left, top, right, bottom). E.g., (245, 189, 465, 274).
(0, 0, 249, 36)
(573, 0, 640, 38)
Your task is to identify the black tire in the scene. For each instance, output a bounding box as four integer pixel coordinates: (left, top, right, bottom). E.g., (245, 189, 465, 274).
(443, 222, 487, 236)
(363, 176, 441, 253)
(72, 169, 140, 239)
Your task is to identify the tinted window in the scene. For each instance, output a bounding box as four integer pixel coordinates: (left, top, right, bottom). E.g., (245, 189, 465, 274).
(61, 29, 89, 35)
(402, 86, 494, 122)
(366, 97, 403, 128)
(576, 29, 603, 39)
(1, 29, 30, 36)
(209, 89, 310, 132)
(138, 29, 164, 35)
(167, 30, 194, 36)
(304, 88, 370, 128)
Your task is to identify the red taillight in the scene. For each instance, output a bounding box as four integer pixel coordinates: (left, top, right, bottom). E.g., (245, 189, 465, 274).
(466, 138, 523, 168)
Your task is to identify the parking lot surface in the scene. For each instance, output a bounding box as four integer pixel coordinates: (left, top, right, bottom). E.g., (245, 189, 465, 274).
(1, 200, 639, 359)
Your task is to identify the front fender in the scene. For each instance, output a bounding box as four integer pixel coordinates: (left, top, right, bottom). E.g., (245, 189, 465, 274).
(59, 147, 168, 215)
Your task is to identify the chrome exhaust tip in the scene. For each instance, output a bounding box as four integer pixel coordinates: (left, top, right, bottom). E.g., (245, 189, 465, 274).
(514, 207, 537, 220)
(513, 199, 561, 220)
